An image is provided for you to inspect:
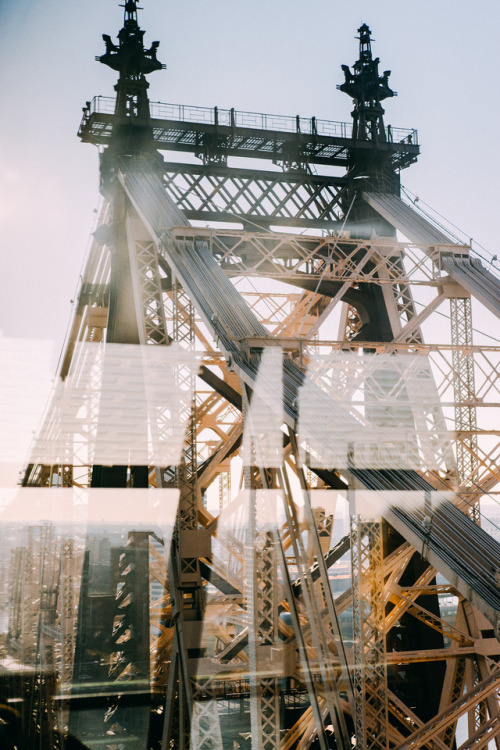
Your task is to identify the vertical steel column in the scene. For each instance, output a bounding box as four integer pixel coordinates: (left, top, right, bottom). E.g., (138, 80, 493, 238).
(339, 302, 363, 341)
(171, 278, 224, 750)
(28, 525, 58, 750)
(350, 506, 388, 750)
(469, 660, 488, 737)
(253, 529, 280, 750)
(165, 279, 196, 750)
(242, 386, 281, 750)
(59, 538, 75, 734)
(247, 522, 281, 750)
(287, 433, 352, 750)
(218, 470, 231, 511)
(450, 296, 479, 519)
(440, 652, 467, 747)
(173, 279, 199, 531)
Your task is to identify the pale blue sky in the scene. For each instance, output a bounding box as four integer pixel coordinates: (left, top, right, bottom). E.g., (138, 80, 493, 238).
(1, 0, 499, 345)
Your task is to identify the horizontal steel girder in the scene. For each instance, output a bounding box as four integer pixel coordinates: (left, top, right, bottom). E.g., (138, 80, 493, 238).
(169, 226, 469, 284)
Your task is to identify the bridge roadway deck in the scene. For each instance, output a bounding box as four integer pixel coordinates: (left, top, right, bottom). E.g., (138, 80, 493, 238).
(119, 163, 500, 636)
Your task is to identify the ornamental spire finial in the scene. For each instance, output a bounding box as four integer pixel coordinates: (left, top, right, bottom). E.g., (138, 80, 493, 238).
(338, 24, 395, 142)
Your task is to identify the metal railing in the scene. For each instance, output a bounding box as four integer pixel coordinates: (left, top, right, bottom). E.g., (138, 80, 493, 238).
(84, 95, 418, 145)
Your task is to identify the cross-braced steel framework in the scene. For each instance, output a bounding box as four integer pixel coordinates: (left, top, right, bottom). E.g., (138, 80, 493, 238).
(8, 4, 500, 750)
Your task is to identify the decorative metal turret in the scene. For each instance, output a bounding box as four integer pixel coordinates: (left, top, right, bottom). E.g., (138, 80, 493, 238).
(338, 24, 400, 237)
(338, 23, 395, 143)
(98, 0, 165, 165)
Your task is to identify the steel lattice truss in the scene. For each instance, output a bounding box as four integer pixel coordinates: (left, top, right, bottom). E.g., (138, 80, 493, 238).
(10, 6, 500, 748)
(163, 163, 345, 229)
(17, 185, 500, 749)
(30, 221, 500, 500)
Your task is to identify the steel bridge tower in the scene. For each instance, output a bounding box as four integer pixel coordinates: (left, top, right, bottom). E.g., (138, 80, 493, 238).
(11, 3, 500, 749)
